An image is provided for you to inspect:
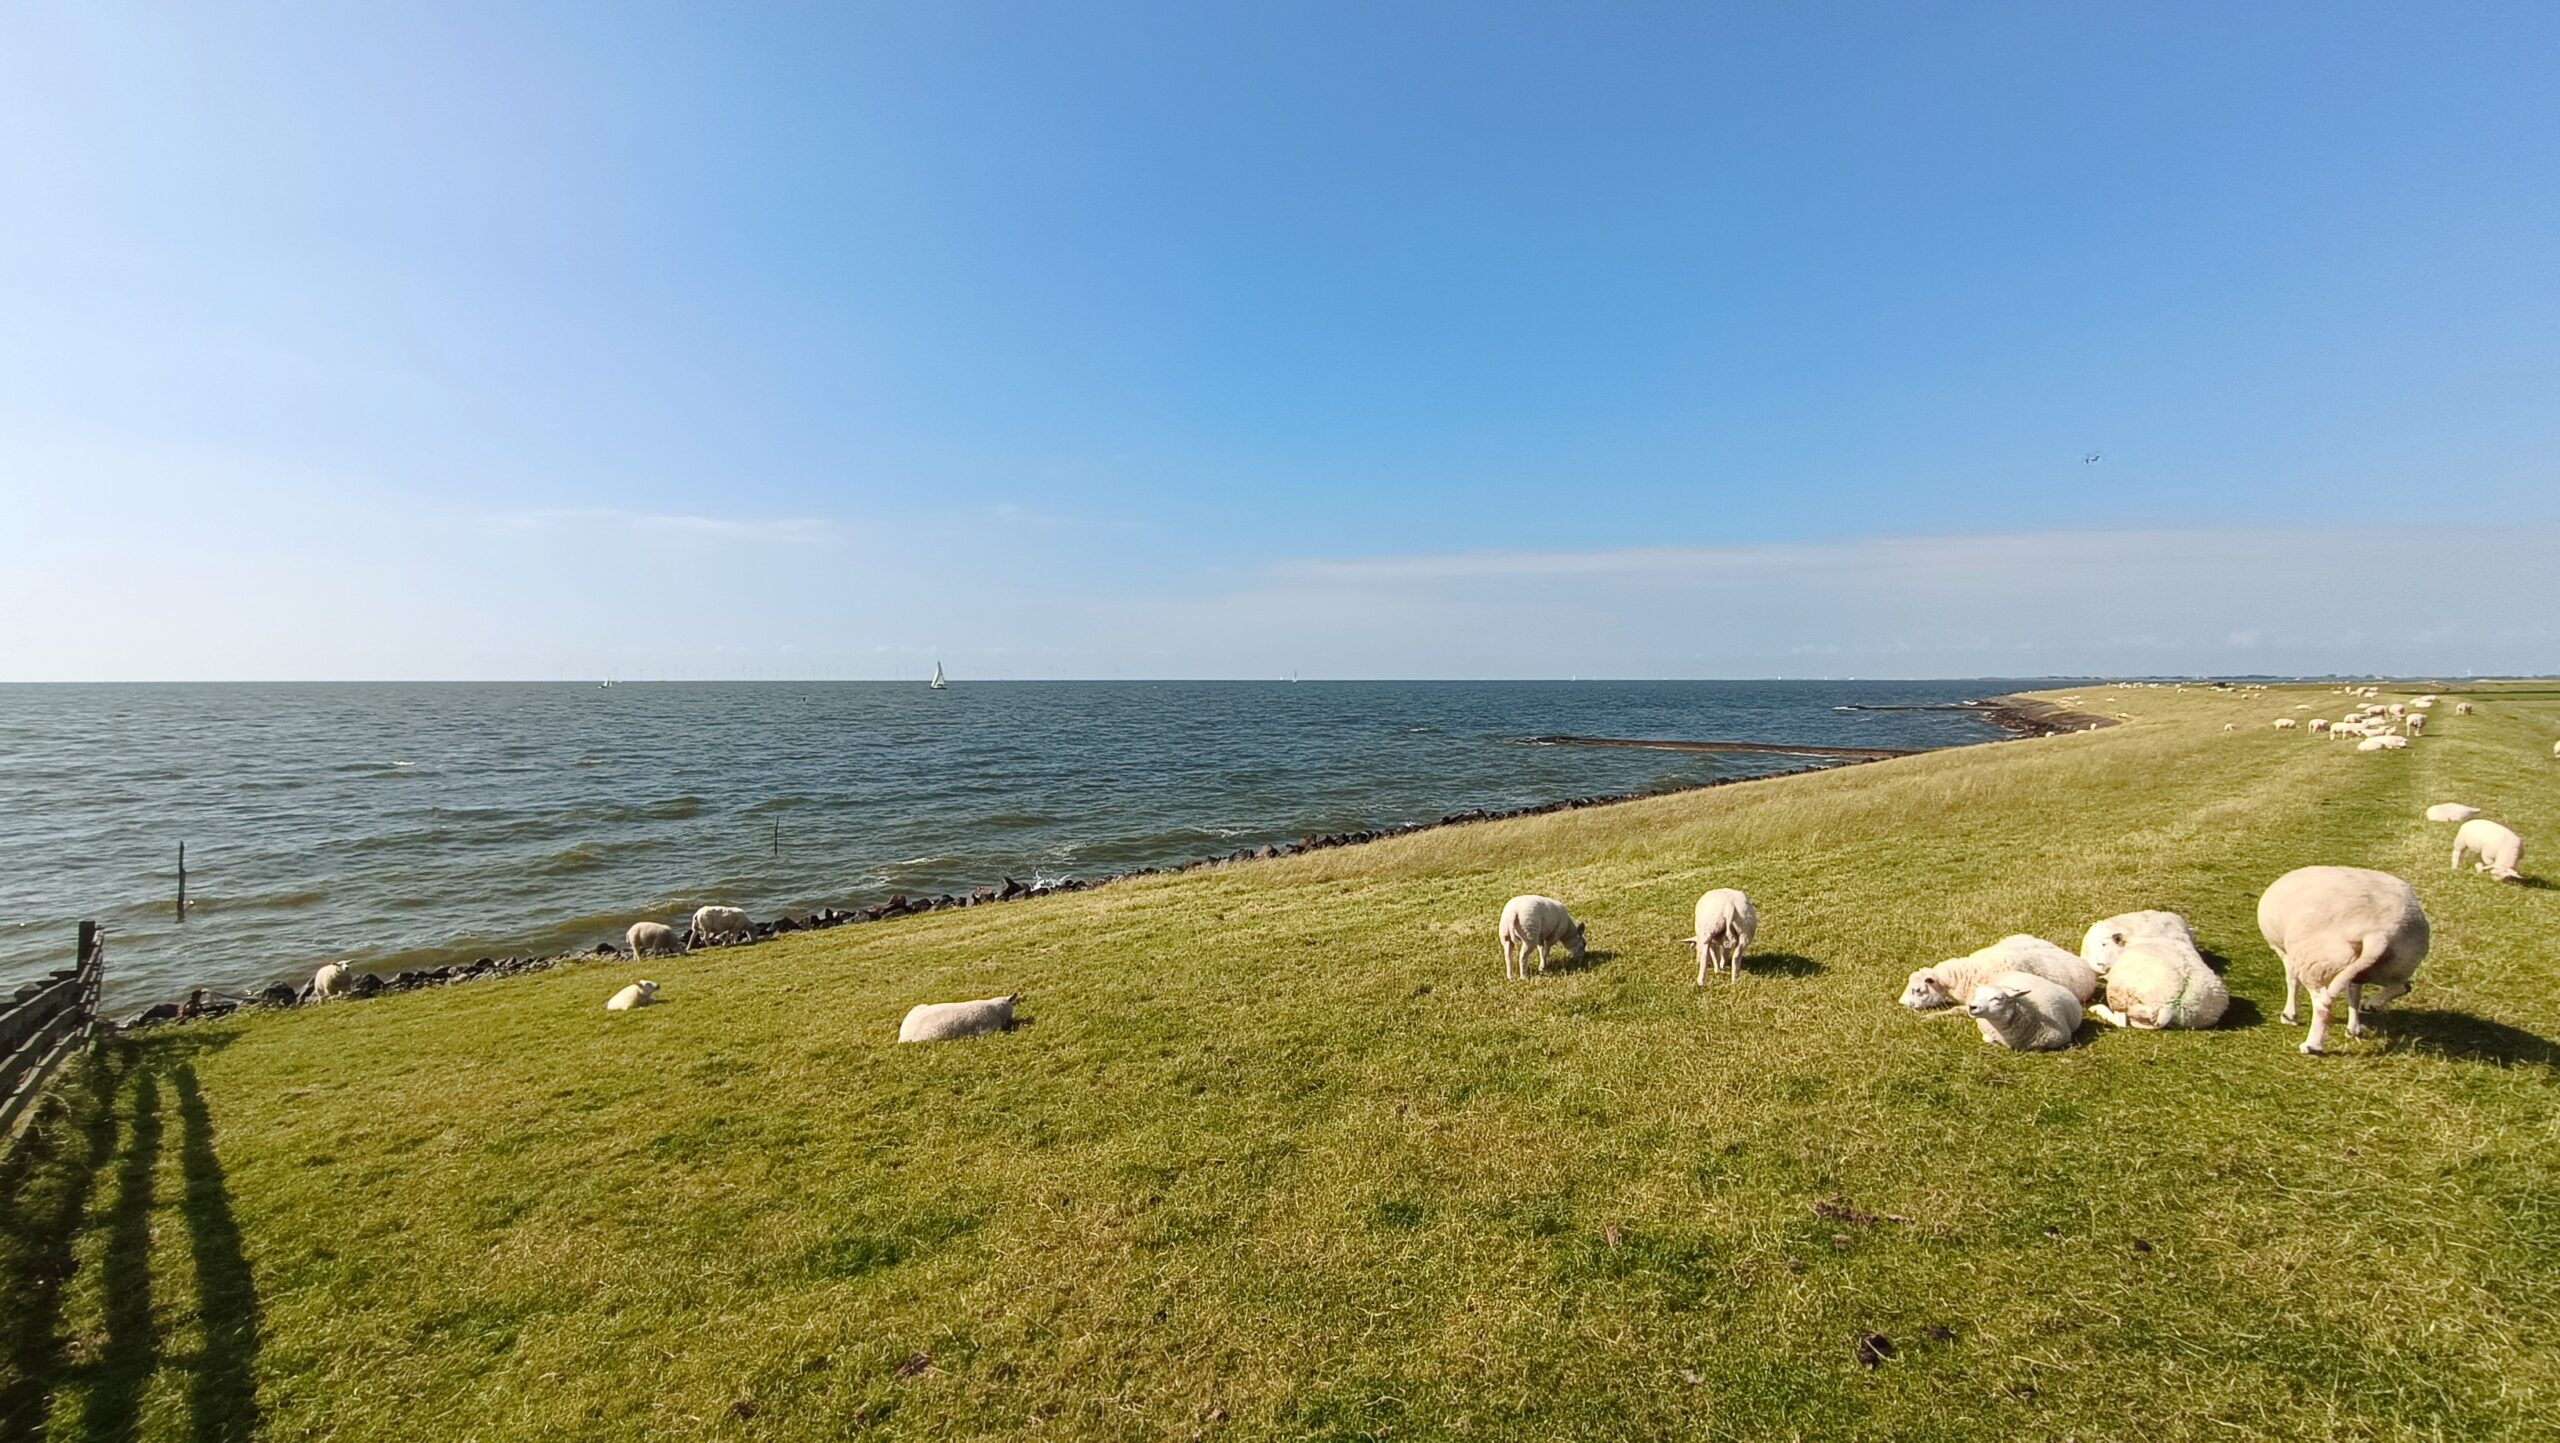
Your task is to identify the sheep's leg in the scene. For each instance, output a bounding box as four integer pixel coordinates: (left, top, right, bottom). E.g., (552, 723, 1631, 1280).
(1696, 945, 1709, 988)
(1536, 942, 1549, 975)
(2345, 981, 2369, 1039)
(2280, 963, 2300, 1026)
(2301, 986, 2337, 1055)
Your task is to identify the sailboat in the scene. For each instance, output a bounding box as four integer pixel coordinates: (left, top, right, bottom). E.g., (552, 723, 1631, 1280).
(929, 661, 947, 690)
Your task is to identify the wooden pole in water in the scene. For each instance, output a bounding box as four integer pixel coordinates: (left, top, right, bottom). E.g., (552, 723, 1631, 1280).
(177, 843, 186, 921)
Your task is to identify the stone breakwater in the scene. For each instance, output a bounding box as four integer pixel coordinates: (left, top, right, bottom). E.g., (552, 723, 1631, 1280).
(119, 693, 2109, 1028)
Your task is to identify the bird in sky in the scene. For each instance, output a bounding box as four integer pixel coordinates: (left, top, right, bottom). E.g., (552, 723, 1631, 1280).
(2083, 452, 2102, 464)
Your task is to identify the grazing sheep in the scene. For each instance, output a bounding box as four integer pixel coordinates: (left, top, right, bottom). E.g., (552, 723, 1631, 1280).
(2222, 723, 2238, 731)
(2456, 703, 2474, 715)
(605, 980, 660, 1012)
(2425, 803, 2480, 823)
(2257, 866, 2430, 1055)
(687, 904, 753, 948)
(2078, 910, 2198, 976)
(2309, 719, 2330, 732)
(2273, 718, 2298, 730)
(1499, 895, 1588, 980)
(2357, 734, 2409, 752)
(1965, 972, 2084, 1052)
(2405, 714, 2425, 737)
(1682, 888, 1758, 985)
(1902, 935, 2099, 1012)
(2387, 704, 2406, 719)
(2451, 819, 2524, 882)
(628, 921, 686, 959)
(898, 994, 1020, 1043)
(311, 960, 352, 1000)
(2089, 939, 2230, 1031)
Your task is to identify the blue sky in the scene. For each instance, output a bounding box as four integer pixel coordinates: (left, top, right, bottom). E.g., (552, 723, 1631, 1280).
(2, 2, 2555, 679)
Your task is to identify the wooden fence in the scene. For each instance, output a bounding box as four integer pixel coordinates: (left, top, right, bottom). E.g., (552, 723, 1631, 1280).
(0, 921, 105, 1146)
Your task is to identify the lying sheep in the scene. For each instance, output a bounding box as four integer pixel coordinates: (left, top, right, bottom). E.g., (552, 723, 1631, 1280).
(2426, 802, 2480, 823)
(2222, 723, 2238, 731)
(1499, 895, 1588, 980)
(2456, 703, 2474, 715)
(628, 921, 686, 959)
(2357, 734, 2409, 752)
(2451, 818, 2524, 882)
(2387, 704, 2406, 719)
(2551, 739, 2559, 760)
(898, 994, 1020, 1042)
(1966, 972, 2084, 1051)
(1902, 935, 2099, 1012)
(2273, 718, 2298, 730)
(311, 960, 351, 1000)
(2078, 910, 2197, 975)
(1682, 888, 1758, 984)
(2258, 866, 2430, 1055)
(2089, 939, 2230, 1030)
(606, 980, 660, 1012)
(687, 905, 753, 948)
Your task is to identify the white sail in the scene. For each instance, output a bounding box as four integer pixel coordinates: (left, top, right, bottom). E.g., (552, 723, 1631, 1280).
(930, 661, 947, 689)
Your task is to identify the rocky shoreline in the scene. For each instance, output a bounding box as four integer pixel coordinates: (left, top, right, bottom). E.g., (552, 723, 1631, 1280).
(122, 691, 2110, 1027)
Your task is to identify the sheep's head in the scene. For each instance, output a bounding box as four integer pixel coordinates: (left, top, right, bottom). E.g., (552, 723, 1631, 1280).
(1899, 969, 1953, 1012)
(2362, 978, 2412, 1009)
(1965, 983, 2027, 1023)
(1565, 923, 1588, 963)
(2489, 862, 2522, 882)
(637, 980, 660, 999)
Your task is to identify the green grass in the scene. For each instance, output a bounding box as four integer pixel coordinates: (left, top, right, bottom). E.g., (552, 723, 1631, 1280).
(6, 683, 2558, 1442)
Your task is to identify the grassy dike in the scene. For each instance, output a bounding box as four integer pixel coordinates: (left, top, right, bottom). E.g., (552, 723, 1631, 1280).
(5, 684, 2556, 1442)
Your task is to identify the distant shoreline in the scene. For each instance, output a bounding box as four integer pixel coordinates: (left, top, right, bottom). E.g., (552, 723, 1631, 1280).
(117, 690, 2107, 1026)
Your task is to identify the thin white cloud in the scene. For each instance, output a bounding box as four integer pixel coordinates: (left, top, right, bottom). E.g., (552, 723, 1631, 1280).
(493, 508, 840, 544)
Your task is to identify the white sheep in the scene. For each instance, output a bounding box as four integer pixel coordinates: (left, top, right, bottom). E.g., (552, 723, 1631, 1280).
(605, 980, 660, 1012)
(1681, 889, 1758, 984)
(311, 960, 351, 1000)
(2258, 866, 2430, 1055)
(2309, 719, 2330, 732)
(2273, 718, 2297, 730)
(2455, 703, 2474, 715)
(2451, 819, 2524, 882)
(2077, 910, 2197, 976)
(1499, 895, 1587, 980)
(898, 994, 1020, 1042)
(2387, 703, 2406, 718)
(2088, 939, 2230, 1030)
(687, 905, 753, 948)
(2357, 734, 2409, 752)
(628, 921, 686, 959)
(1902, 935, 2099, 1012)
(2222, 723, 2238, 731)
(2425, 803, 2480, 823)
(2411, 698, 2435, 710)
(1965, 972, 2084, 1051)
(2551, 739, 2559, 760)
(2405, 714, 2425, 737)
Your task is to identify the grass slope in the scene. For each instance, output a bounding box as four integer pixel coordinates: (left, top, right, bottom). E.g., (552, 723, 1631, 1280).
(5, 684, 2558, 1442)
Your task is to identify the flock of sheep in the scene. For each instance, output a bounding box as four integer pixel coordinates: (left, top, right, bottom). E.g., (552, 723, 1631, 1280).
(300, 687, 2540, 1059)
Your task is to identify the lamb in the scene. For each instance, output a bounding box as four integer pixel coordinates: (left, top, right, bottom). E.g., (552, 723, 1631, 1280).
(2309, 719, 2330, 732)
(2387, 703, 2406, 718)
(1965, 972, 2084, 1051)
(2077, 910, 2197, 976)
(1499, 895, 1588, 980)
(2425, 803, 2480, 823)
(2451, 819, 2524, 882)
(2273, 718, 2297, 730)
(2257, 866, 2430, 1055)
(2222, 723, 2238, 731)
(2455, 703, 2474, 715)
(1681, 888, 1758, 984)
(627, 921, 686, 959)
(311, 960, 351, 1000)
(686, 905, 753, 948)
(2089, 939, 2230, 1030)
(605, 980, 660, 1012)
(2405, 714, 2425, 737)
(897, 994, 1020, 1042)
(1901, 935, 2099, 1012)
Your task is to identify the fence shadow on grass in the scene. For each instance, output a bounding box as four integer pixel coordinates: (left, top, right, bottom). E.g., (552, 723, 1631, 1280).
(0, 1033, 260, 1443)
(0, 1044, 128, 1441)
